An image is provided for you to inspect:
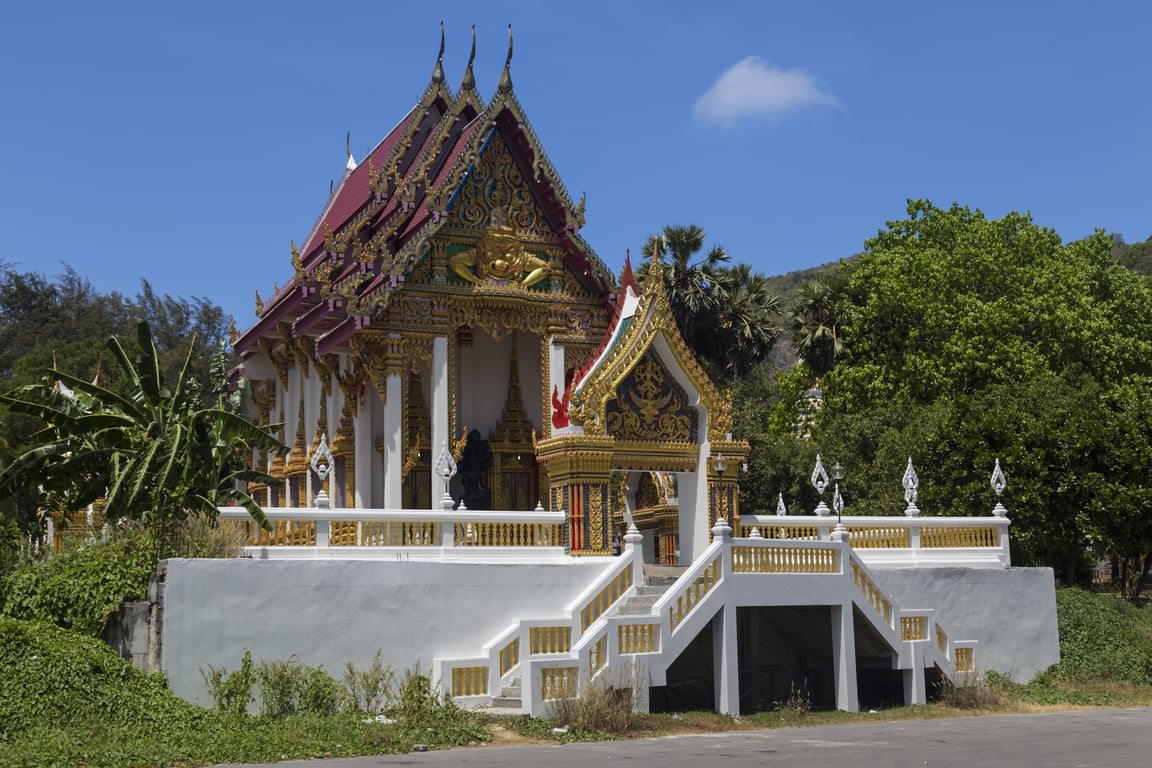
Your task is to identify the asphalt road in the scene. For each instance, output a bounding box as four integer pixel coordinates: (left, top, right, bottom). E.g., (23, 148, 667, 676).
(220, 708, 1152, 768)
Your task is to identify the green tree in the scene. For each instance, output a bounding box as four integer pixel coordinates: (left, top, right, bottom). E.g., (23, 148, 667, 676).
(641, 225, 781, 381)
(777, 201, 1152, 582)
(786, 269, 850, 379)
(0, 322, 281, 554)
(711, 264, 781, 379)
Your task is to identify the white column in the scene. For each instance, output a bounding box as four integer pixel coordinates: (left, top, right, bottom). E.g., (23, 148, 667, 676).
(677, 444, 711, 564)
(382, 370, 403, 509)
(713, 602, 740, 714)
(903, 643, 926, 705)
(831, 603, 859, 712)
(354, 384, 375, 508)
(429, 335, 449, 506)
(548, 338, 565, 433)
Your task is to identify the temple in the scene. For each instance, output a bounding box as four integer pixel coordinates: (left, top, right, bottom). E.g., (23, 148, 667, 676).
(231, 26, 745, 561)
(157, 29, 1059, 717)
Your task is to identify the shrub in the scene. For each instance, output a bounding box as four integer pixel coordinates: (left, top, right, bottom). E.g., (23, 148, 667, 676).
(0, 527, 156, 635)
(251, 655, 342, 717)
(1054, 588, 1152, 685)
(201, 649, 255, 717)
(170, 511, 248, 558)
(343, 649, 394, 714)
(550, 662, 642, 734)
(0, 615, 212, 742)
(936, 669, 1003, 709)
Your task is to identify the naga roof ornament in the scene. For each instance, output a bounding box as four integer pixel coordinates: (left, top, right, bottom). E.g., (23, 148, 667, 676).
(498, 24, 514, 95)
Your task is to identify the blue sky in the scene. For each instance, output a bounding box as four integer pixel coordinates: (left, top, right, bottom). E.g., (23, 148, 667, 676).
(2, 1, 1149, 328)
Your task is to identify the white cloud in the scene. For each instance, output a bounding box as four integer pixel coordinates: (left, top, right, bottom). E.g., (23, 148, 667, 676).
(693, 56, 837, 126)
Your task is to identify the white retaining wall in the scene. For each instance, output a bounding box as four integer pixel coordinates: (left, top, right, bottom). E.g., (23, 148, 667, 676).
(162, 557, 612, 705)
(874, 566, 1060, 681)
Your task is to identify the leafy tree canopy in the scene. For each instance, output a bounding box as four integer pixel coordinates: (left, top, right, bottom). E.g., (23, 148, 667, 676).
(775, 201, 1152, 585)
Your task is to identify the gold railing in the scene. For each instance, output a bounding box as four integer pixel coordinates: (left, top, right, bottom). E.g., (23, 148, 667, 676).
(618, 622, 658, 654)
(579, 567, 634, 631)
(590, 635, 607, 673)
(541, 666, 578, 700)
(669, 556, 722, 633)
(454, 521, 565, 547)
(921, 526, 998, 548)
(739, 524, 821, 540)
(499, 638, 520, 677)
(954, 646, 975, 672)
(731, 545, 837, 574)
(352, 520, 439, 546)
(847, 526, 910, 549)
(451, 666, 488, 697)
(850, 560, 892, 624)
(328, 521, 359, 545)
(240, 520, 316, 546)
(937, 625, 948, 653)
(529, 626, 571, 655)
(901, 615, 927, 641)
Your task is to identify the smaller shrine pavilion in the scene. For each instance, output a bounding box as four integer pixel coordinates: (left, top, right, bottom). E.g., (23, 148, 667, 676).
(231, 27, 747, 561)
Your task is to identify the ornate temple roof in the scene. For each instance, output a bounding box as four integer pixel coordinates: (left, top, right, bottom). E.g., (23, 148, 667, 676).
(235, 26, 616, 358)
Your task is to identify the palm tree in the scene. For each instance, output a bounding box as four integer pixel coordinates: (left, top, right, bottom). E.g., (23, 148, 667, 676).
(712, 264, 781, 378)
(787, 271, 850, 378)
(641, 224, 730, 349)
(0, 321, 282, 552)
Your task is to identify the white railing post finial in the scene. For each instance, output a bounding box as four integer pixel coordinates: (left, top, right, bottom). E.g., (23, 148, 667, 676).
(434, 439, 458, 511)
(902, 457, 921, 517)
(310, 434, 333, 510)
(776, 493, 787, 517)
(990, 459, 1008, 518)
(812, 454, 831, 516)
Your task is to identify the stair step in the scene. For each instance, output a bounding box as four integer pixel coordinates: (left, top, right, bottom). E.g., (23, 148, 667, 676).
(488, 695, 523, 709)
(643, 564, 687, 580)
(500, 683, 522, 697)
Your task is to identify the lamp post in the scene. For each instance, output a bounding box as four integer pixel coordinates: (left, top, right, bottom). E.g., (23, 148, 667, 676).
(831, 461, 845, 526)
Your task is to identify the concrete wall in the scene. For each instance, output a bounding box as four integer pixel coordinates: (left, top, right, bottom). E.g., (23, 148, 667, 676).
(162, 557, 612, 705)
(874, 566, 1060, 682)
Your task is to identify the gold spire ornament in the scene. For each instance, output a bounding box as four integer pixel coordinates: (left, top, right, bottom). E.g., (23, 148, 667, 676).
(498, 24, 514, 94)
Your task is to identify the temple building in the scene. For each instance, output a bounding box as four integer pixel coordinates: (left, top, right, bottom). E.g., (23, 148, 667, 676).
(231, 28, 746, 561)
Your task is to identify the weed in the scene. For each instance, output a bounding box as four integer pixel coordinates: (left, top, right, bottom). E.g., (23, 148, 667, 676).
(201, 649, 255, 717)
(550, 661, 643, 734)
(773, 678, 812, 715)
(936, 668, 1003, 709)
(343, 649, 394, 714)
(170, 511, 249, 558)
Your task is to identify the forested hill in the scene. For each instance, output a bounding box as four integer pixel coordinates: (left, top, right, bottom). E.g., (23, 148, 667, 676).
(1112, 235, 1152, 275)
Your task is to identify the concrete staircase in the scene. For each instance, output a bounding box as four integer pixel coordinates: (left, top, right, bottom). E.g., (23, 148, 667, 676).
(484, 676, 523, 714)
(615, 566, 685, 616)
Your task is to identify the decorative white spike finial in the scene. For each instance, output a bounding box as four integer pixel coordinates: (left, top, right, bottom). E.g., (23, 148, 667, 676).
(310, 434, 334, 508)
(434, 439, 457, 510)
(776, 493, 787, 517)
(812, 454, 831, 516)
(990, 459, 1008, 517)
(902, 457, 921, 517)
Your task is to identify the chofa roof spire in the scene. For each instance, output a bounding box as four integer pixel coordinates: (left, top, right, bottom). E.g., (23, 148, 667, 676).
(497, 24, 514, 94)
(431, 21, 446, 84)
(460, 25, 477, 92)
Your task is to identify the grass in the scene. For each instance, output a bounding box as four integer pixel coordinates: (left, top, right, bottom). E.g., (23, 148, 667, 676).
(2, 588, 1151, 765)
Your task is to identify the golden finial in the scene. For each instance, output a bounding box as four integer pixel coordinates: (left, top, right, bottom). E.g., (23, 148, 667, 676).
(497, 24, 514, 94)
(432, 21, 445, 84)
(574, 192, 587, 229)
(461, 25, 477, 92)
(290, 239, 302, 270)
(255, 289, 264, 316)
(228, 316, 239, 345)
(345, 132, 351, 160)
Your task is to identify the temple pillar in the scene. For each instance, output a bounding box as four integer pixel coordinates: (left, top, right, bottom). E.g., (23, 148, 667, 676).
(354, 383, 375, 508)
(430, 334, 449, 507)
(382, 336, 404, 509)
(535, 434, 614, 554)
(678, 458, 708, 564)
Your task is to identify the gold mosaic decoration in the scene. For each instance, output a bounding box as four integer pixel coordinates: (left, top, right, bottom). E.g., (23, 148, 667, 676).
(604, 351, 695, 443)
(449, 132, 553, 242)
